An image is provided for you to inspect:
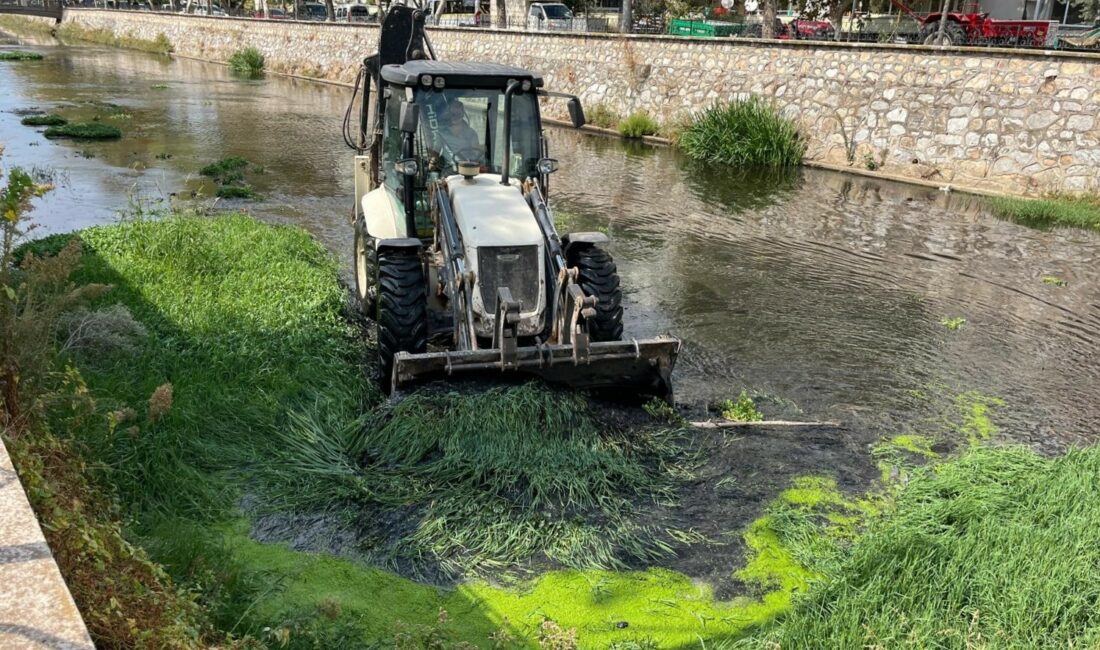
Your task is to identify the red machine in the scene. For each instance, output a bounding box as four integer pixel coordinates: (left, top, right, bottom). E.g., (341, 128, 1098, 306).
(891, 0, 1053, 46)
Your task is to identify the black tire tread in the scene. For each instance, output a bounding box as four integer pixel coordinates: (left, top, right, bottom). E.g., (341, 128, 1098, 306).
(376, 249, 427, 391)
(570, 246, 624, 342)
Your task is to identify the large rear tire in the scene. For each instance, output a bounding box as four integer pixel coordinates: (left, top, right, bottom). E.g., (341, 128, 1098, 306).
(921, 22, 965, 45)
(569, 245, 624, 342)
(376, 248, 427, 392)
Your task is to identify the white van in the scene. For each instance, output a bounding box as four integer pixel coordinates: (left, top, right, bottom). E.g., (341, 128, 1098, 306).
(335, 3, 378, 21)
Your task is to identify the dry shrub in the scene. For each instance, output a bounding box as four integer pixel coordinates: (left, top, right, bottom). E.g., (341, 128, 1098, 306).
(59, 304, 148, 358)
(1, 164, 110, 430)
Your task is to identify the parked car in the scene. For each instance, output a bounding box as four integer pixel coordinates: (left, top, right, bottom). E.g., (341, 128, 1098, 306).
(526, 2, 570, 28)
(786, 18, 834, 39)
(335, 3, 376, 22)
(525, 1, 605, 31)
(298, 1, 327, 19)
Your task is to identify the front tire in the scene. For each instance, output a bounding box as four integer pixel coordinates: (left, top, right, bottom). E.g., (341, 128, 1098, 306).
(353, 225, 377, 316)
(376, 248, 427, 392)
(569, 245, 624, 342)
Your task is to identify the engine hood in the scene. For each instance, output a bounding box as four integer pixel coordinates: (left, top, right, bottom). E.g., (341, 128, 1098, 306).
(446, 173, 545, 337)
(446, 174, 543, 248)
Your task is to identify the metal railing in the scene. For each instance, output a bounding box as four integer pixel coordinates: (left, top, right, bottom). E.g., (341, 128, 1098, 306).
(20, 4, 1100, 52)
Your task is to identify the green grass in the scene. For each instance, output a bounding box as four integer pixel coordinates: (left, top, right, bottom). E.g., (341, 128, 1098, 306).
(42, 213, 367, 520)
(720, 390, 764, 422)
(263, 384, 689, 577)
(20, 113, 67, 127)
(730, 445, 1100, 648)
(989, 193, 1100, 232)
(617, 111, 659, 139)
(680, 96, 806, 167)
(43, 122, 122, 140)
(228, 47, 265, 77)
(0, 50, 43, 61)
(941, 316, 966, 331)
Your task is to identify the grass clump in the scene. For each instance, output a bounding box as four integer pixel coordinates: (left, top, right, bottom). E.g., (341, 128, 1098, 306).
(989, 193, 1100, 232)
(680, 96, 806, 167)
(201, 156, 261, 200)
(586, 103, 620, 130)
(228, 47, 265, 77)
(20, 113, 67, 127)
(43, 122, 122, 140)
(200, 155, 251, 183)
(0, 50, 43, 61)
(617, 111, 659, 138)
(732, 446, 1100, 648)
(215, 184, 258, 199)
(941, 316, 966, 330)
(720, 390, 764, 422)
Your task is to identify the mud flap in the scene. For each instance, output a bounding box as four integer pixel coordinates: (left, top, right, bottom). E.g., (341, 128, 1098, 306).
(392, 336, 681, 399)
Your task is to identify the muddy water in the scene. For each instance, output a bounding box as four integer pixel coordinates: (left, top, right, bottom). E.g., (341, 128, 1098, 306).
(2, 37, 1099, 454)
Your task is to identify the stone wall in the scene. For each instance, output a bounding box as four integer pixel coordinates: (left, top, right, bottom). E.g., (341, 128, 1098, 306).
(46, 10, 1100, 194)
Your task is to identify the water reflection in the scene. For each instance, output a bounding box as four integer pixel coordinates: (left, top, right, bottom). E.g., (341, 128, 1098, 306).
(2, 37, 1098, 451)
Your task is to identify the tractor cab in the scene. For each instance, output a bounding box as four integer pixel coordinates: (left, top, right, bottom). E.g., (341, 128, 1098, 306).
(376, 61, 550, 238)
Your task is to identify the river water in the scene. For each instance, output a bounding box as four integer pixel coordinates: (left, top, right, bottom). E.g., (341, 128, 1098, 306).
(3, 37, 1099, 452)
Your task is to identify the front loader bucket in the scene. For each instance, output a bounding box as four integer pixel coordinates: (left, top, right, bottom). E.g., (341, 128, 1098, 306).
(392, 336, 681, 399)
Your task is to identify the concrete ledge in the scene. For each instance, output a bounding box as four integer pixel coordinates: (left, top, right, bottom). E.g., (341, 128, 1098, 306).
(0, 437, 94, 650)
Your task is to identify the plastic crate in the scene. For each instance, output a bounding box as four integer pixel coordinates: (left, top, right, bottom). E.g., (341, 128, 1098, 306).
(668, 18, 743, 37)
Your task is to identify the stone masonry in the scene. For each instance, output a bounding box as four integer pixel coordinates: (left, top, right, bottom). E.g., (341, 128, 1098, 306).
(46, 10, 1100, 194)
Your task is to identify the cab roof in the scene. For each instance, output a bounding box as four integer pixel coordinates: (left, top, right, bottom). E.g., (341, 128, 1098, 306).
(380, 60, 544, 89)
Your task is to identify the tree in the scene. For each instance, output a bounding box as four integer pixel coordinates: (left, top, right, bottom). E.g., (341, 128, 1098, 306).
(762, 0, 777, 37)
(1072, 0, 1100, 21)
(324, 0, 335, 20)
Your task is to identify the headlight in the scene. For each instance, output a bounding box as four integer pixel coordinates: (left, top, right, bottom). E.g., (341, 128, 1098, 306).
(537, 158, 559, 174)
(521, 79, 532, 92)
(420, 74, 433, 87)
(433, 76, 446, 89)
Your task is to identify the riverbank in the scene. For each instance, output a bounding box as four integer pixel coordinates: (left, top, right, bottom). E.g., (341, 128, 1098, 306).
(4, 10, 1100, 196)
(4, 211, 825, 647)
(3, 207, 1098, 647)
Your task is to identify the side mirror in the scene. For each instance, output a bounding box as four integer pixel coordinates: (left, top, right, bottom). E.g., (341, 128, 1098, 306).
(399, 101, 419, 134)
(567, 97, 586, 129)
